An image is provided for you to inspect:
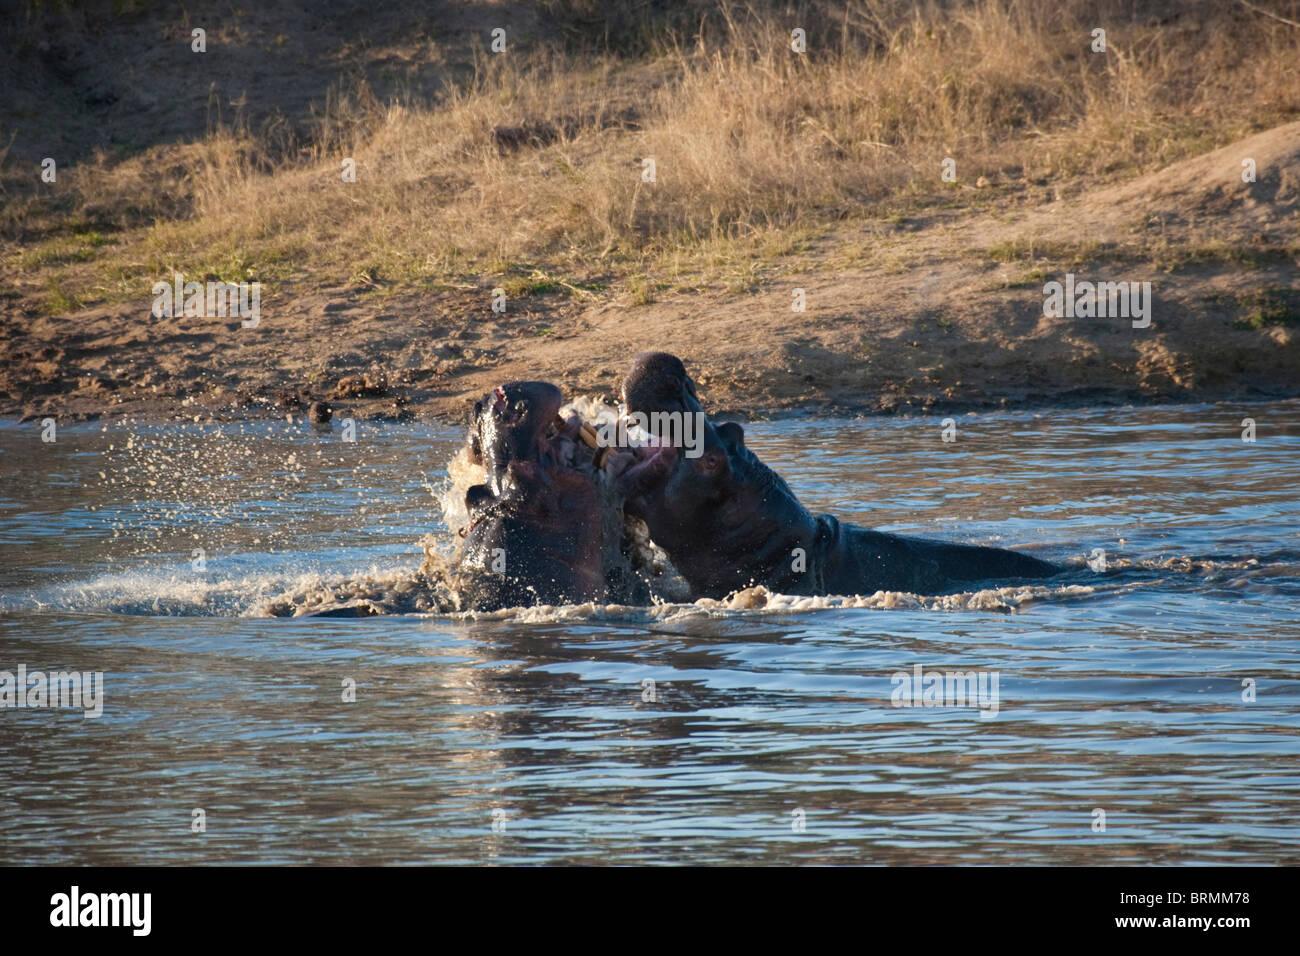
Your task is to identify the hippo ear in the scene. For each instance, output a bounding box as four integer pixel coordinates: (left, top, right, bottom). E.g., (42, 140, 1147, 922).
(717, 421, 745, 449)
(465, 483, 494, 514)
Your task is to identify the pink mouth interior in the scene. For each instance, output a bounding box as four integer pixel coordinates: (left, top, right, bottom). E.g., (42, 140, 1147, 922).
(618, 439, 678, 487)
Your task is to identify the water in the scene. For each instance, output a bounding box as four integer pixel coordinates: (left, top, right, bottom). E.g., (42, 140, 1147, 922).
(2, 402, 1298, 864)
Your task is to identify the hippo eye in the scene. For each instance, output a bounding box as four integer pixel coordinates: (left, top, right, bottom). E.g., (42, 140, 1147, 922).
(698, 451, 726, 475)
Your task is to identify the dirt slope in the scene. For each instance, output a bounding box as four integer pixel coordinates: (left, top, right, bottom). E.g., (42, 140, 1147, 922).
(3, 123, 1297, 424)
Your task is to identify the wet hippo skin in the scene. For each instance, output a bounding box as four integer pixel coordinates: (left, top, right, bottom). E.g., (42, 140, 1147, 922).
(618, 352, 1061, 599)
(459, 381, 605, 608)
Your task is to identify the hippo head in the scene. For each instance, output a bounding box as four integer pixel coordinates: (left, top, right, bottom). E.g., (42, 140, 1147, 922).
(621, 352, 702, 419)
(615, 352, 732, 520)
(616, 353, 814, 597)
(459, 381, 604, 607)
(467, 380, 566, 498)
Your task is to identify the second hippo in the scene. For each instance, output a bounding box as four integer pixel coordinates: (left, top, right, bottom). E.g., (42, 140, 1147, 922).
(617, 352, 1061, 599)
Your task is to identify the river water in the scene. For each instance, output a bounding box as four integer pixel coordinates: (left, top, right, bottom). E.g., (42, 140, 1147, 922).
(1, 401, 1297, 864)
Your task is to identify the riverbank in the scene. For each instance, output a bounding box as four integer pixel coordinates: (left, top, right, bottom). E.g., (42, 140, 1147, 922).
(2, 1, 1296, 424)
(6, 121, 1297, 425)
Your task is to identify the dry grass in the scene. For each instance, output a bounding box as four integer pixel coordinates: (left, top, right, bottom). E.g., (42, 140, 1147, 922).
(5, 0, 1300, 312)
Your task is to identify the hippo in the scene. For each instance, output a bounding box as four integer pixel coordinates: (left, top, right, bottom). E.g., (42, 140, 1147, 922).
(458, 381, 606, 609)
(616, 352, 1061, 599)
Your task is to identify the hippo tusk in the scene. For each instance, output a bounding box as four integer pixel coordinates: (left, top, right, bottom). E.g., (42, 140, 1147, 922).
(578, 423, 615, 467)
(572, 421, 616, 469)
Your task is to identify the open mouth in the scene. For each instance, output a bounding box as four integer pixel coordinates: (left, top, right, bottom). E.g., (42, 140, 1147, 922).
(613, 438, 678, 493)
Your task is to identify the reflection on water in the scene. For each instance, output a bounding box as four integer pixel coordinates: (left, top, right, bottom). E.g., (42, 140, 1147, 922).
(1, 401, 1298, 864)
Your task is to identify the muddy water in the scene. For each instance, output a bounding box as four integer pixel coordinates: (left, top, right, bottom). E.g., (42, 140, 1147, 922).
(1, 401, 1298, 864)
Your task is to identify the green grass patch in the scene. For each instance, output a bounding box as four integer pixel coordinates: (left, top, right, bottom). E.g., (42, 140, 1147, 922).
(998, 267, 1049, 289)
(42, 276, 84, 315)
(503, 275, 562, 297)
(497, 266, 602, 299)
(1153, 240, 1297, 272)
(628, 274, 655, 305)
(19, 230, 114, 268)
(1232, 287, 1300, 330)
(983, 238, 1112, 265)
